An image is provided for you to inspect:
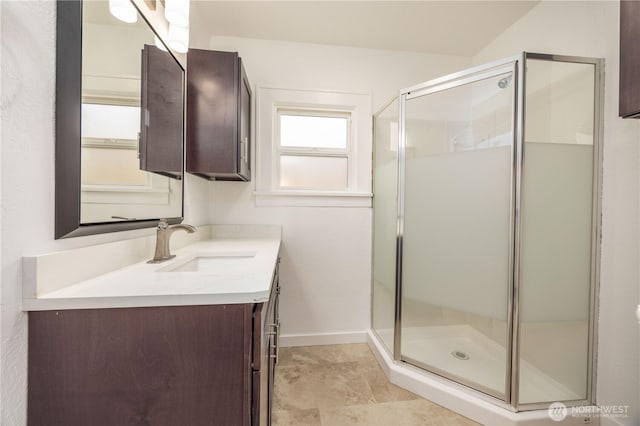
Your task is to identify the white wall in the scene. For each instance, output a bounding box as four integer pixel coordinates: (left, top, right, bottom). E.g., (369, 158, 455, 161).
(198, 36, 470, 343)
(0, 2, 208, 424)
(473, 1, 639, 424)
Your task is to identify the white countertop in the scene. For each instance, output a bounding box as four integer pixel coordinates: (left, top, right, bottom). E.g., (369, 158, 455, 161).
(23, 227, 281, 311)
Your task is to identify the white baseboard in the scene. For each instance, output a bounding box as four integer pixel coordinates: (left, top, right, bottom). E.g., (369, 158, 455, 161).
(279, 331, 368, 347)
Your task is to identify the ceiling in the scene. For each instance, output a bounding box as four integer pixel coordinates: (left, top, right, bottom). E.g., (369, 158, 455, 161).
(190, 1, 539, 57)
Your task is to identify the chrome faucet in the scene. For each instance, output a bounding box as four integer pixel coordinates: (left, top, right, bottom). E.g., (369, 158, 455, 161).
(148, 220, 197, 263)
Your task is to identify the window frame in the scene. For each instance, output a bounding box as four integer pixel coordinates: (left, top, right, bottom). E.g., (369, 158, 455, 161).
(255, 86, 372, 207)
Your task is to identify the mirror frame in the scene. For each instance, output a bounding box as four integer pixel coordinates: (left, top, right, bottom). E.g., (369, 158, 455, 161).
(55, 0, 184, 239)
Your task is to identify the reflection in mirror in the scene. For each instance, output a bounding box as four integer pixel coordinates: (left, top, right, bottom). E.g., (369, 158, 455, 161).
(80, 0, 183, 225)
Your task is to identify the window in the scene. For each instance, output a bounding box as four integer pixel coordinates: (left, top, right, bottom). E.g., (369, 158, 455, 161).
(256, 87, 372, 207)
(278, 111, 351, 190)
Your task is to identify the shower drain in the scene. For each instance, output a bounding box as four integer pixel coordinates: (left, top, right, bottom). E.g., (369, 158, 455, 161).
(451, 350, 470, 360)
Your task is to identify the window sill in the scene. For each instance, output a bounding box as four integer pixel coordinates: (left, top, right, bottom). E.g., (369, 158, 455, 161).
(254, 191, 372, 207)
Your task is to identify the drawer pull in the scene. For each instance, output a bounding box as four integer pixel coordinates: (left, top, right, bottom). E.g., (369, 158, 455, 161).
(267, 322, 280, 363)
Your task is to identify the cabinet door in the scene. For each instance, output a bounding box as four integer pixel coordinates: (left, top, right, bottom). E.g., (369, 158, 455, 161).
(265, 264, 280, 426)
(256, 334, 272, 426)
(238, 60, 252, 180)
(266, 303, 278, 426)
(620, 0, 640, 117)
(140, 44, 184, 178)
(28, 305, 253, 426)
(252, 265, 279, 426)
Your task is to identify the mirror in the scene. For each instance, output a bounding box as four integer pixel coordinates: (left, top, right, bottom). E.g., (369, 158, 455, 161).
(55, 0, 184, 238)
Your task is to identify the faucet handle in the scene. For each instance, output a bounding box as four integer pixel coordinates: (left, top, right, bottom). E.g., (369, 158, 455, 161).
(157, 219, 169, 230)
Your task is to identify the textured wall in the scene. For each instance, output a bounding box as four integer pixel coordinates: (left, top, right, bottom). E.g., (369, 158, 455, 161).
(2, 3, 56, 423)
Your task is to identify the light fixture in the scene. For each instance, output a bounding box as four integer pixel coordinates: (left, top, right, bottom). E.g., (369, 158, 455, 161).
(167, 23, 189, 53)
(154, 35, 168, 52)
(109, 0, 137, 24)
(164, 0, 190, 28)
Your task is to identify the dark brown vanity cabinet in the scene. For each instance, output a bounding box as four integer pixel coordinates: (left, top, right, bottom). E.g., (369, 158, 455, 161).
(28, 265, 280, 426)
(186, 49, 251, 181)
(620, 0, 640, 117)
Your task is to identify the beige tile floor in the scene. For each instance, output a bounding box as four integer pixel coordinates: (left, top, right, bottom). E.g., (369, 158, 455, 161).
(272, 343, 481, 426)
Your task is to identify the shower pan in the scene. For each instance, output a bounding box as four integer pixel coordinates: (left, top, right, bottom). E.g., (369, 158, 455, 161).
(371, 53, 603, 415)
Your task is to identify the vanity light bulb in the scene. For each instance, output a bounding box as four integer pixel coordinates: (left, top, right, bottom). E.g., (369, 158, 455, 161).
(154, 36, 168, 52)
(109, 0, 137, 24)
(165, 0, 190, 28)
(167, 23, 189, 54)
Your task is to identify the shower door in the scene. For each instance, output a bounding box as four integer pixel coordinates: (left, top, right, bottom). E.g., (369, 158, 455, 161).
(399, 60, 518, 399)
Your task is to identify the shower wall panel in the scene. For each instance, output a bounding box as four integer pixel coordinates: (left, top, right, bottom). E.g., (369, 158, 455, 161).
(372, 99, 399, 352)
(518, 58, 597, 403)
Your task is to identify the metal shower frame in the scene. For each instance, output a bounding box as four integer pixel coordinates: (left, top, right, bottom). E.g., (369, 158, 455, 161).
(371, 52, 604, 412)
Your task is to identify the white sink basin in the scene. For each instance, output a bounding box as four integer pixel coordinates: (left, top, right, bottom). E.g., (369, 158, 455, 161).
(160, 252, 257, 273)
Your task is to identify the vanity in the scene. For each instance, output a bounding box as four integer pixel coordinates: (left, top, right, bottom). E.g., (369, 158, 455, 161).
(24, 226, 281, 426)
(41, 0, 276, 423)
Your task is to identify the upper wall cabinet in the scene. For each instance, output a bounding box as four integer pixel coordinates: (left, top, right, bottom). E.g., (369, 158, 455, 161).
(620, 0, 640, 118)
(186, 49, 252, 181)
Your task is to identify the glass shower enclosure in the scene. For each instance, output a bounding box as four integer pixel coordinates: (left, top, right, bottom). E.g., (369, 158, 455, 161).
(371, 53, 603, 410)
